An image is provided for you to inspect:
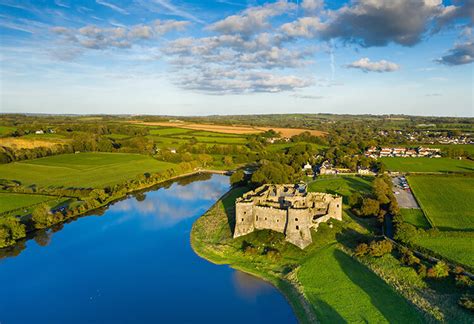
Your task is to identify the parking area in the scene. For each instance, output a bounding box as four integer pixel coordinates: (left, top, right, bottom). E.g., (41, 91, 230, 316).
(391, 176, 420, 209)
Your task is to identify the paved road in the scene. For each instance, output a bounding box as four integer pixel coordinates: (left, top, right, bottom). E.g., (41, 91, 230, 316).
(391, 176, 420, 209)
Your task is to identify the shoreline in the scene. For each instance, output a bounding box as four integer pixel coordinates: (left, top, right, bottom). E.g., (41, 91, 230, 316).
(189, 189, 317, 324)
(1, 169, 230, 249)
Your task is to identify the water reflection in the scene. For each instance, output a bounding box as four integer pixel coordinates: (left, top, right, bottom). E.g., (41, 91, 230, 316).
(0, 174, 296, 324)
(232, 271, 274, 301)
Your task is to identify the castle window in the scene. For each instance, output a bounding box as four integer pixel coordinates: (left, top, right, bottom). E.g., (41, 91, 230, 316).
(241, 218, 244, 222)
(256, 216, 258, 221)
(277, 219, 279, 222)
(295, 218, 298, 222)
(296, 225, 299, 230)
(265, 217, 267, 221)
(336, 204, 339, 208)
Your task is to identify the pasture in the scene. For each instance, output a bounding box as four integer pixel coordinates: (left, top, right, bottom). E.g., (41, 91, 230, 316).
(0, 137, 65, 149)
(0, 193, 53, 214)
(148, 127, 193, 136)
(308, 176, 373, 202)
(413, 234, 474, 269)
(380, 157, 474, 173)
(0, 153, 176, 188)
(0, 126, 16, 136)
(298, 245, 423, 323)
(400, 208, 431, 229)
(407, 175, 474, 230)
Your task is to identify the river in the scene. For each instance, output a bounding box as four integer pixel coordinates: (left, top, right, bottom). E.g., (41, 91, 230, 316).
(0, 174, 296, 323)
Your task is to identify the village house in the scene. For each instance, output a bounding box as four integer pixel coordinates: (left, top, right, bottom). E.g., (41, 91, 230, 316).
(357, 167, 376, 175)
(318, 161, 336, 175)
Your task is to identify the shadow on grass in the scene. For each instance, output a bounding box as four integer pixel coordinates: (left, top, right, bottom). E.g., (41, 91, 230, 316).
(222, 186, 250, 235)
(333, 249, 423, 323)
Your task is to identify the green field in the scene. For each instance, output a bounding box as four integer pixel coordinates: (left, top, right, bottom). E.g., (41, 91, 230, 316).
(413, 234, 474, 269)
(308, 176, 373, 203)
(381, 157, 474, 173)
(426, 144, 474, 155)
(175, 135, 248, 144)
(400, 208, 431, 229)
(407, 175, 474, 230)
(0, 193, 54, 213)
(0, 126, 16, 136)
(298, 245, 422, 323)
(148, 127, 192, 136)
(0, 153, 176, 188)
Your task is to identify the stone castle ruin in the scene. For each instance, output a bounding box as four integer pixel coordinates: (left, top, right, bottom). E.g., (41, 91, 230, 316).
(234, 184, 342, 249)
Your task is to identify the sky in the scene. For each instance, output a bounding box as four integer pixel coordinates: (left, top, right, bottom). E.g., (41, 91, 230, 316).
(0, 0, 473, 117)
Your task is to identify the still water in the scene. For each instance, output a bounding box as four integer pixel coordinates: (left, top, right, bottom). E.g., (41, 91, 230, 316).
(0, 174, 296, 324)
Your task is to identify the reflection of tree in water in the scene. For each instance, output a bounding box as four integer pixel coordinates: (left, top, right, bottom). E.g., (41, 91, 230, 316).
(134, 192, 146, 202)
(34, 229, 52, 247)
(0, 241, 26, 260)
(176, 173, 212, 186)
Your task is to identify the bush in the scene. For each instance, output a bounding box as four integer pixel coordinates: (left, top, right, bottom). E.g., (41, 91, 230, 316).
(459, 295, 474, 312)
(360, 198, 380, 217)
(455, 274, 473, 288)
(427, 261, 450, 279)
(368, 240, 393, 257)
(354, 243, 369, 257)
(32, 203, 54, 229)
(230, 170, 245, 186)
(241, 240, 258, 255)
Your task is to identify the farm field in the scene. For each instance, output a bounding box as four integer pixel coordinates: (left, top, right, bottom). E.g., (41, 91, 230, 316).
(0, 152, 176, 188)
(0, 137, 66, 149)
(298, 245, 423, 323)
(0, 126, 16, 136)
(308, 176, 373, 202)
(407, 175, 474, 230)
(400, 208, 431, 229)
(148, 127, 193, 136)
(426, 144, 474, 155)
(413, 234, 474, 269)
(0, 193, 53, 214)
(132, 121, 326, 137)
(380, 157, 474, 173)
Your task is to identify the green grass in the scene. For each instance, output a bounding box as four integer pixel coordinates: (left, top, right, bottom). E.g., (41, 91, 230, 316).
(0, 152, 176, 188)
(0, 193, 53, 213)
(0, 126, 16, 136)
(298, 245, 423, 323)
(407, 175, 474, 230)
(413, 233, 474, 269)
(380, 157, 474, 173)
(266, 142, 327, 153)
(308, 175, 373, 203)
(148, 127, 193, 136)
(400, 208, 431, 229)
(187, 130, 243, 137)
(426, 144, 474, 155)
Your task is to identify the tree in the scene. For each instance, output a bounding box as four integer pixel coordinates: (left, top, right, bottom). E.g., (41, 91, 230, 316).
(368, 240, 393, 257)
(348, 192, 363, 208)
(32, 203, 53, 229)
(0, 217, 26, 248)
(354, 243, 369, 256)
(230, 170, 245, 186)
(360, 198, 380, 217)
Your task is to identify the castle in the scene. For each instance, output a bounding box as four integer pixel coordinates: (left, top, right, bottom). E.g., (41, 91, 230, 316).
(234, 184, 342, 249)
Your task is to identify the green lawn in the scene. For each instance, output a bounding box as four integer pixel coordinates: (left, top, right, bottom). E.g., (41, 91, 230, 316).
(400, 208, 431, 229)
(0, 152, 176, 188)
(381, 157, 474, 173)
(0, 193, 53, 213)
(413, 234, 474, 269)
(407, 175, 474, 230)
(308, 176, 373, 203)
(298, 245, 423, 323)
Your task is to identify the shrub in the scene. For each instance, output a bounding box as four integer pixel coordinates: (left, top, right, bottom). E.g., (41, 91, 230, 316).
(360, 198, 380, 217)
(427, 261, 450, 279)
(368, 240, 393, 257)
(354, 243, 369, 257)
(458, 295, 474, 312)
(455, 275, 473, 288)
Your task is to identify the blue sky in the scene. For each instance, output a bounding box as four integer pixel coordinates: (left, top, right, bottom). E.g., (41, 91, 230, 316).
(0, 0, 472, 116)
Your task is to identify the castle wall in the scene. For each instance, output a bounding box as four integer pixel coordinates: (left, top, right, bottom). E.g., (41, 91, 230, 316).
(327, 196, 343, 221)
(234, 202, 255, 238)
(254, 206, 286, 233)
(286, 209, 312, 249)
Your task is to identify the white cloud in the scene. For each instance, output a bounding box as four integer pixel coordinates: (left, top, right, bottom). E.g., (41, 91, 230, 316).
(208, 0, 296, 36)
(436, 41, 474, 65)
(346, 58, 400, 72)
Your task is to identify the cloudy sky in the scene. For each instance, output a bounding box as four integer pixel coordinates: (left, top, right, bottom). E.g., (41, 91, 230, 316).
(0, 0, 472, 116)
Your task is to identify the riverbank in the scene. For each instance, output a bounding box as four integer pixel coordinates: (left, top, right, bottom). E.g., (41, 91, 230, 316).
(0, 168, 230, 249)
(190, 186, 426, 323)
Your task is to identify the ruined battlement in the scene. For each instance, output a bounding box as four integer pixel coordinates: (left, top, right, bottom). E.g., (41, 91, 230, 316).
(234, 184, 342, 249)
